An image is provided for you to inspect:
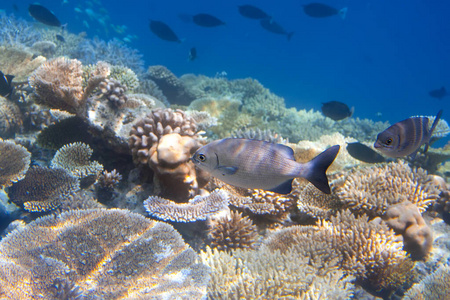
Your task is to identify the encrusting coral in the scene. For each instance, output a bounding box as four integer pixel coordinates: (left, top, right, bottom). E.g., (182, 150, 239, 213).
(7, 166, 80, 212)
(208, 210, 258, 251)
(0, 208, 210, 299)
(0, 139, 31, 188)
(144, 189, 229, 222)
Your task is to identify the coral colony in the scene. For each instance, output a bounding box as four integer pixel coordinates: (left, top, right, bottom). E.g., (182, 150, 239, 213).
(0, 12, 450, 300)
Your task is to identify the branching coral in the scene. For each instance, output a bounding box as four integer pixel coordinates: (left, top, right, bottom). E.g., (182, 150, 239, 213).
(0, 208, 210, 299)
(144, 189, 229, 222)
(96, 169, 122, 189)
(208, 210, 258, 251)
(0, 139, 31, 188)
(0, 96, 23, 138)
(50, 142, 103, 185)
(7, 166, 80, 212)
(200, 246, 354, 299)
(336, 161, 440, 217)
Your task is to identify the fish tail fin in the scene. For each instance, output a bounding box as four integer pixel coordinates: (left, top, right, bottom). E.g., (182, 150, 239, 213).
(302, 145, 340, 194)
(339, 7, 348, 20)
(424, 109, 443, 153)
(287, 32, 294, 41)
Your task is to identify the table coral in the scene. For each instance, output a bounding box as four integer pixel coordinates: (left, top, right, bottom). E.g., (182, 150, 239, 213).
(7, 166, 80, 212)
(0, 139, 31, 188)
(144, 189, 229, 222)
(0, 46, 46, 82)
(0, 96, 23, 138)
(0, 208, 210, 299)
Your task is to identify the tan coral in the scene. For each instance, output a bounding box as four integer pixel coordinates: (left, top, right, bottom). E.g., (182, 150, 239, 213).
(0, 46, 46, 82)
(96, 169, 122, 189)
(335, 161, 440, 217)
(0, 208, 210, 299)
(403, 264, 450, 300)
(7, 166, 80, 212)
(0, 96, 23, 138)
(0, 139, 31, 188)
(144, 189, 229, 222)
(208, 210, 258, 251)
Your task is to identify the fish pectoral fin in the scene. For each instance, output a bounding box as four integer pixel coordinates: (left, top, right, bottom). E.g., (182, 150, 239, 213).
(217, 166, 238, 176)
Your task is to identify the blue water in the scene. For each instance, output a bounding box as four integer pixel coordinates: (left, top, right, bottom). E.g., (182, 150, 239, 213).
(7, 0, 450, 128)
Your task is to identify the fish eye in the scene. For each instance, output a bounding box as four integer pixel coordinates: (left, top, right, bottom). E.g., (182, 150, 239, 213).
(385, 138, 393, 145)
(197, 154, 206, 162)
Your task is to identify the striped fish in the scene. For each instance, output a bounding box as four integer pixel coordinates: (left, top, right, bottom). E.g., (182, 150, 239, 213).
(192, 138, 340, 194)
(374, 110, 443, 157)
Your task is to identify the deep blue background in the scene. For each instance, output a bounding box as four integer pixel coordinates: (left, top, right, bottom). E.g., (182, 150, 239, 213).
(8, 1, 450, 126)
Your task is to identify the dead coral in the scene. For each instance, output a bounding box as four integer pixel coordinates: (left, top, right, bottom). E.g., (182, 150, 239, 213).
(0, 139, 31, 188)
(336, 161, 440, 217)
(29, 58, 109, 116)
(208, 210, 258, 251)
(144, 189, 229, 222)
(7, 166, 80, 212)
(384, 201, 433, 260)
(0, 208, 210, 299)
(0, 96, 23, 138)
(200, 246, 354, 299)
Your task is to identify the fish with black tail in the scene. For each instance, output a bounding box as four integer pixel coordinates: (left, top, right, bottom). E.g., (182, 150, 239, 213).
(347, 142, 386, 163)
(192, 138, 340, 194)
(374, 110, 443, 157)
(321, 101, 354, 121)
(259, 19, 294, 41)
(238, 5, 271, 20)
(429, 86, 447, 99)
(192, 13, 225, 27)
(0, 71, 14, 97)
(149, 20, 181, 43)
(303, 3, 348, 19)
(28, 4, 61, 27)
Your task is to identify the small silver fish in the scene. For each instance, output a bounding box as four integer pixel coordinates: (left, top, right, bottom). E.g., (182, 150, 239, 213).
(374, 110, 443, 157)
(192, 138, 340, 194)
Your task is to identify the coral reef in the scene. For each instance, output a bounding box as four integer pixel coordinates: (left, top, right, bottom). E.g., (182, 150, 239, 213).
(0, 13, 41, 47)
(384, 201, 433, 260)
(50, 142, 103, 186)
(36, 117, 92, 150)
(7, 166, 80, 212)
(0, 46, 46, 82)
(109, 65, 140, 91)
(186, 110, 218, 132)
(0, 96, 23, 138)
(403, 264, 450, 300)
(144, 189, 229, 222)
(30, 41, 57, 58)
(231, 127, 288, 144)
(200, 246, 354, 299)
(208, 210, 258, 251)
(0, 208, 210, 299)
(136, 77, 169, 106)
(96, 169, 122, 189)
(335, 161, 440, 217)
(0, 139, 31, 188)
(98, 78, 129, 108)
(146, 65, 196, 105)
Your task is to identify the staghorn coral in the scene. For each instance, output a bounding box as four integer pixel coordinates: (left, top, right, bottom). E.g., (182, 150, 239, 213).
(0, 208, 210, 299)
(146, 65, 196, 105)
(0, 96, 23, 138)
(50, 142, 103, 185)
(0, 139, 31, 188)
(0, 46, 46, 82)
(403, 264, 450, 300)
(144, 189, 229, 222)
(7, 166, 80, 212)
(336, 161, 440, 217)
(96, 169, 122, 189)
(384, 201, 433, 260)
(200, 246, 354, 299)
(264, 210, 414, 292)
(29, 58, 109, 116)
(208, 210, 258, 251)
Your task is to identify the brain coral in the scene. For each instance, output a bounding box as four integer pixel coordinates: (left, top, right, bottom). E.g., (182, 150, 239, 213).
(0, 139, 31, 188)
(0, 208, 210, 299)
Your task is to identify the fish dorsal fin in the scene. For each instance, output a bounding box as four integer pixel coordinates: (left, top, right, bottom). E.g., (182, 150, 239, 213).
(272, 143, 295, 160)
(424, 109, 443, 153)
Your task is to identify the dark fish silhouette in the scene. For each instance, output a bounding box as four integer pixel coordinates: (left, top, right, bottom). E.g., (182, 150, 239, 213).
(259, 19, 294, 41)
(429, 86, 447, 99)
(55, 34, 65, 42)
(13, 4, 19, 12)
(238, 5, 271, 20)
(149, 20, 181, 43)
(303, 3, 347, 19)
(192, 138, 340, 194)
(374, 110, 443, 157)
(0, 71, 14, 97)
(347, 142, 386, 163)
(321, 101, 354, 121)
(192, 13, 225, 27)
(28, 4, 61, 27)
(188, 47, 197, 61)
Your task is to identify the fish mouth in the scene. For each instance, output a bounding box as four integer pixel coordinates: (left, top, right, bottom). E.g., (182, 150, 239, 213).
(373, 142, 381, 149)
